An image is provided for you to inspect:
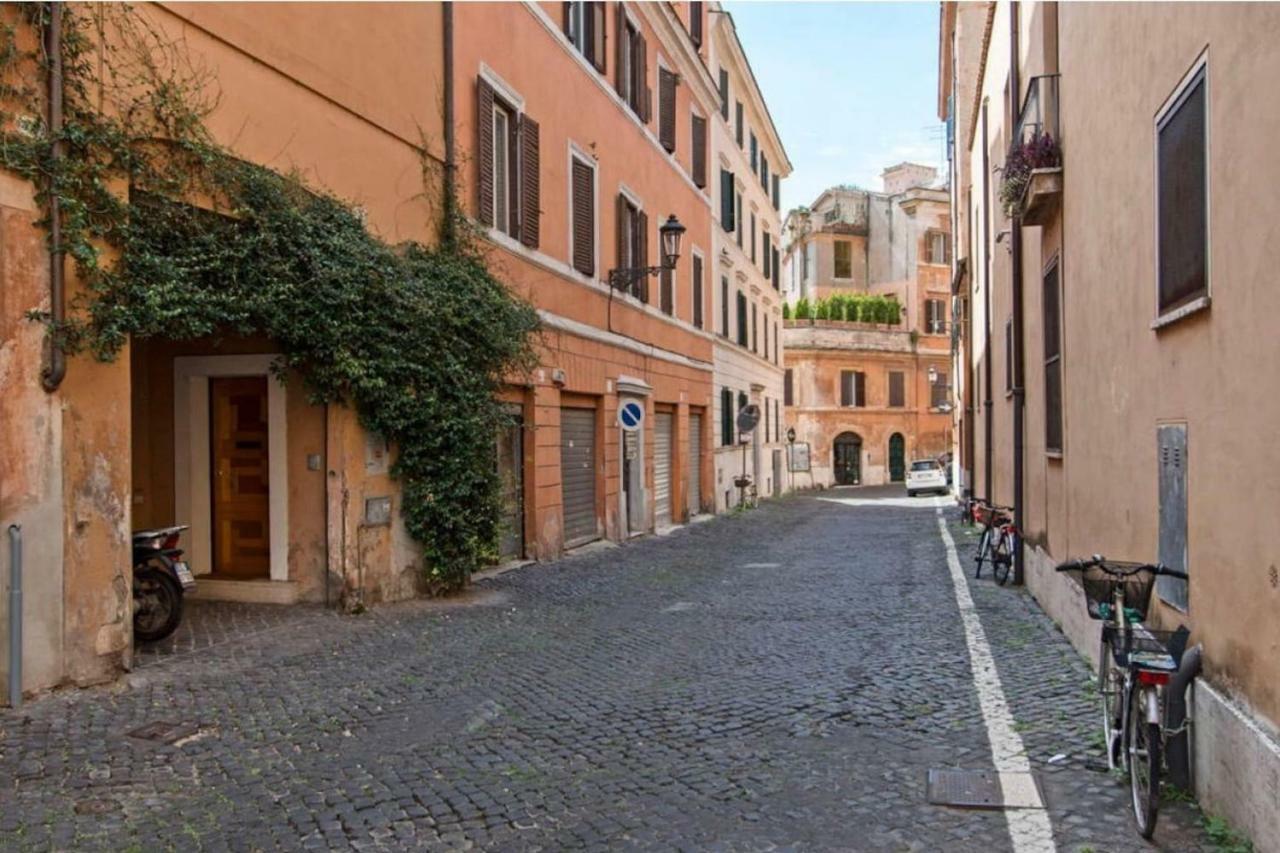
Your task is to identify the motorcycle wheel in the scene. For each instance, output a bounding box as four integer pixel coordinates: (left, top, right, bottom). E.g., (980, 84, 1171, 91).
(133, 567, 184, 643)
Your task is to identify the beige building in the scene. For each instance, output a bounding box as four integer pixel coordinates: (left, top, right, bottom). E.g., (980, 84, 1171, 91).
(781, 169, 952, 488)
(707, 4, 792, 510)
(941, 3, 1280, 847)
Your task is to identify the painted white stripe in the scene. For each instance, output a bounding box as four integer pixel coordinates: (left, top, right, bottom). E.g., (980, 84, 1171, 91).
(936, 509, 1057, 852)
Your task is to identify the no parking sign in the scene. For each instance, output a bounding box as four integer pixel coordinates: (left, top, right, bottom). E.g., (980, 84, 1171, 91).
(618, 400, 644, 431)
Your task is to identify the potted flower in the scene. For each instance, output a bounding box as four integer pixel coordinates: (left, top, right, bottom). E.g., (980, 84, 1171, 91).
(999, 130, 1061, 223)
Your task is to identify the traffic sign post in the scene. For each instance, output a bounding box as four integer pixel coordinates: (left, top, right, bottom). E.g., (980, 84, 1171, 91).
(618, 400, 644, 432)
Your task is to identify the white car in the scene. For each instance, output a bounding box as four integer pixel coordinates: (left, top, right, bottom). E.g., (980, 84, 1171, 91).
(906, 459, 948, 496)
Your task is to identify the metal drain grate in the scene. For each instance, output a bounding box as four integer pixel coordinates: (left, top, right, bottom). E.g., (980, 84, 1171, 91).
(926, 769, 1045, 809)
(126, 720, 200, 745)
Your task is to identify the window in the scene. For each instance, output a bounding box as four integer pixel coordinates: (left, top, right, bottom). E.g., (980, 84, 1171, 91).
(736, 291, 748, 347)
(772, 321, 778, 363)
(888, 371, 905, 408)
(1043, 260, 1063, 453)
(659, 218, 674, 315)
(760, 153, 769, 191)
(771, 174, 780, 210)
(1005, 318, 1013, 393)
(772, 247, 780, 291)
(719, 169, 735, 232)
(658, 67, 678, 153)
(616, 194, 647, 300)
(762, 232, 771, 277)
(751, 303, 758, 352)
(763, 315, 769, 360)
(764, 395, 770, 440)
(718, 68, 729, 120)
(840, 371, 865, 407)
(691, 113, 707, 188)
(931, 371, 948, 409)
(720, 388, 734, 446)
(477, 77, 539, 248)
(736, 191, 743, 248)
(692, 254, 704, 329)
(570, 155, 595, 276)
(1157, 63, 1208, 316)
(750, 132, 758, 174)
(689, 1, 703, 48)
(750, 212, 757, 263)
(833, 240, 852, 279)
(617, 14, 649, 121)
(784, 369, 794, 405)
(925, 298, 947, 334)
(564, 2, 606, 73)
(720, 276, 729, 336)
(735, 101, 744, 147)
(925, 230, 950, 265)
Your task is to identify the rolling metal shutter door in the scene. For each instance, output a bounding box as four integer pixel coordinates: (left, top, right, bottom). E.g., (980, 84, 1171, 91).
(654, 412, 673, 526)
(688, 414, 702, 516)
(560, 408, 598, 546)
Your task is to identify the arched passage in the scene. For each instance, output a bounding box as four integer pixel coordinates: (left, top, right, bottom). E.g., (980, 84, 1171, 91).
(888, 432, 906, 482)
(833, 432, 863, 485)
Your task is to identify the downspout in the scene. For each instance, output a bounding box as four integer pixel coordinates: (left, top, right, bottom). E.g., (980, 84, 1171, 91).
(1010, 3, 1026, 584)
(442, 2, 456, 247)
(981, 103, 993, 502)
(41, 2, 66, 392)
(7, 526, 21, 709)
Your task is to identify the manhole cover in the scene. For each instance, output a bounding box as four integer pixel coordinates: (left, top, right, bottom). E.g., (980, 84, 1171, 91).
(126, 720, 200, 745)
(926, 769, 1045, 809)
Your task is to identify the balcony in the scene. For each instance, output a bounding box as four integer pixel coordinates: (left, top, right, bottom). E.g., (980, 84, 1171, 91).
(1003, 74, 1062, 225)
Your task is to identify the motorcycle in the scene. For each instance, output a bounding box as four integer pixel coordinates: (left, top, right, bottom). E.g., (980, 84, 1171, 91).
(132, 525, 196, 643)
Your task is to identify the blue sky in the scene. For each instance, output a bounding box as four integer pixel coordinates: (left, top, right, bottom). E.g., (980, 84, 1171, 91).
(726, 2, 945, 212)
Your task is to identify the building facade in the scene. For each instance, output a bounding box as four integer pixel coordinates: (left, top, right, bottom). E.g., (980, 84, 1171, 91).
(941, 3, 1280, 847)
(706, 4, 792, 511)
(453, 1, 718, 552)
(781, 169, 952, 488)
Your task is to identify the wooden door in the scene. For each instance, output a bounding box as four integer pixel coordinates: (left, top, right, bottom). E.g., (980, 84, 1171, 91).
(210, 377, 271, 579)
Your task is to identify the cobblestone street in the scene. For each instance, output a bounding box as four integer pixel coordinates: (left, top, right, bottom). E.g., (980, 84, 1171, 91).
(1, 490, 1213, 851)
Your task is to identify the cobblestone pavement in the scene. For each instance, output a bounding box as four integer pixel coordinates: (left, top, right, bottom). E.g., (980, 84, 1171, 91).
(1, 489, 1215, 851)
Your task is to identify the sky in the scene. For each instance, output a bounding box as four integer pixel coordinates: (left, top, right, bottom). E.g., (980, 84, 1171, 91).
(726, 1, 945, 213)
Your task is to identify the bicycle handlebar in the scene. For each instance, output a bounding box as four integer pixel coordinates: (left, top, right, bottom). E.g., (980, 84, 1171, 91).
(1054, 555, 1189, 581)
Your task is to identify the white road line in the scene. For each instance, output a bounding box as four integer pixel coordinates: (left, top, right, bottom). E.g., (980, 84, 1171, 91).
(936, 509, 1057, 853)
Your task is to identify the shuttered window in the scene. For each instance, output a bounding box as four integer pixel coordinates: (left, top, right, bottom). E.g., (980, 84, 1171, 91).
(570, 156, 595, 276)
(833, 240, 852, 278)
(720, 387, 734, 446)
(691, 114, 707, 189)
(771, 246, 780, 290)
(750, 212, 756, 263)
(735, 101, 744, 147)
(926, 298, 946, 334)
(616, 194, 647, 301)
(749, 132, 758, 174)
(762, 232, 771, 277)
(760, 154, 769, 191)
(784, 369, 793, 405)
(477, 77, 538, 248)
(772, 320, 778, 362)
(771, 174, 780, 210)
(617, 12, 649, 121)
(926, 230, 949, 264)
(736, 291, 748, 347)
(719, 169, 735, 232)
(718, 68, 729, 120)
(840, 371, 865, 407)
(735, 192, 743, 248)
(888, 371, 905, 408)
(751, 303, 758, 352)
(692, 254, 703, 329)
(720, 276, 729, 336)
(659, 218, 674, 315)
(763, 316, 769, 360)
(1043, 259, 1063, 453)
(658, 67, 678, 153)
(564, 2, 607, 73)
(1157, 64, 1208, 315)
(930, 371, 948, 409)
(689, 1, 703, 48)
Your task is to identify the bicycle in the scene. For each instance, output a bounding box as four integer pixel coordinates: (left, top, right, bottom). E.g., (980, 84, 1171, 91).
(972, 501, 1016, 584)
(1055, 556, 1190, 840)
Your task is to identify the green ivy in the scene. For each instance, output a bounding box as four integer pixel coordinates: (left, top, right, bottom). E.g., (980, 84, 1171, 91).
(1, 5, 539, 590)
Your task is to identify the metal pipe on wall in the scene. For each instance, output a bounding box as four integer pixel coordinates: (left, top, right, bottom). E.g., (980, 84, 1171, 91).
(1010, 3, 1027, 584)
(7, 525, 22, 709)
(981, 104, 993, 502)
(41, 2, 67, 392)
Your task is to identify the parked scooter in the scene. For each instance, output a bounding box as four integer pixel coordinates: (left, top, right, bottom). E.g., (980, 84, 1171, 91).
(132, 525, 196, 642)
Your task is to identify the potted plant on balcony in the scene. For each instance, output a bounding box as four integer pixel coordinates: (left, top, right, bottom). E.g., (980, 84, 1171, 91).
(999, 130, 1062, 223)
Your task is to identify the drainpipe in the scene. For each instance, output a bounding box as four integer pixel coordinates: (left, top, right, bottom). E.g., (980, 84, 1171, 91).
(442, 2, 456, 247)
(41, 2, 66, 393)
(1165, 644, 1202, 789)
(1010, 4, 1027, 584)
(7, 525, 21, 709)
(981, 103, 993, 502)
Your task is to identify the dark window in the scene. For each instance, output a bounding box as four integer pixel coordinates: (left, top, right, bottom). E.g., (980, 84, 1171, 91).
(772, 320, 778, 362)
(925, 298, 947, 334)
(750, 132, 758, 174)
(764, 395, 770, 440)
(763, 315, 769, 360)
(840, 371, 865, 407)
(888, 371, 905, 408)
(659, 227, 674, 315)
(617, 13, 649, 121)
(718, 68, 729, 120)
(1043, 260, 1063, 453)
(692, 254, 704, 329)
(1157, 65, 1208, 315)
(570, 156, 595, 276)
(736, 192, 743, 248)
(760, 153, 769, 190)
(720, 387, 734, 446)
(736, 291, 748, 347)
(564, 2, 607, 73)
(719, 169, 735, 232)
(751, 303, 758, 352)
(784, 369, 794, 405)
(735, 101, 744, 147)
(689, 1, 703, 48)
(658, 67, 678, 153)
(691, 114, 707, 188)
(1005, 318, 1013, 393)
(771, 174, 780, 210)
(931, 371, 948, 409)
(772, 247, 780, 290)
(834, 240, 852, 278)
(720, 276, 729, 336)
(762, 233, 771, 277)
(750, 212, 757, 264)
(616, 194, 648, 301)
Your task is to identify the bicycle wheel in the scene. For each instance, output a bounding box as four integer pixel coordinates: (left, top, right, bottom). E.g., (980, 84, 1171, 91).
(973, 528, 991, 578)
(1127, 684, 1161, 839)
(1098, 635, 1123, 770)
(992, 532, 1013, 585)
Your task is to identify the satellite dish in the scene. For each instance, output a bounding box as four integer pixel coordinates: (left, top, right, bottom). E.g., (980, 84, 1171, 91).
(736, 404, 760, 434)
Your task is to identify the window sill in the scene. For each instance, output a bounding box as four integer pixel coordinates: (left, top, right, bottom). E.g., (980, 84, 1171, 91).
(1046, 450, 1063, 461)
(1151, 294, 1211, 331)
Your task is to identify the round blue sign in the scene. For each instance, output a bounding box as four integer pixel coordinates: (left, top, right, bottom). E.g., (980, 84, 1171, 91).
(618, 400, 644, 431)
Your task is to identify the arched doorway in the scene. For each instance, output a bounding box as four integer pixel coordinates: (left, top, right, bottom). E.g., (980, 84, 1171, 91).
(888, 433, 906, 482)
(833, 432, 862, 485)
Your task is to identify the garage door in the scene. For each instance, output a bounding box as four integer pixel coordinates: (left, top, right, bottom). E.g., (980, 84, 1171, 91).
(560, 407, 598, 546)
(654, 412, 673, 527)
(688, 413, 702, 516)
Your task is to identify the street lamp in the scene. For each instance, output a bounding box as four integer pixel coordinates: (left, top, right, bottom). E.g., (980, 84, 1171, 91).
(607, 213, 685, 290)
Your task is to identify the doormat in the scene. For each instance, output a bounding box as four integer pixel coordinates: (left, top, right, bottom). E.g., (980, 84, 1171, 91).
(926, 768, 1046, 809)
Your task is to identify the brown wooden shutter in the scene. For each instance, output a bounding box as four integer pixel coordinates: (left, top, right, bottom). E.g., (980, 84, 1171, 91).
(772, 247, 779, 289)
(615, 4, 627, 98)
(590, 2, 607, 73)
(855, 372, 865, 407)
(571, 158, 594, 276)
(659, 68, 677, 152)
(637, 34, 651, 122)
(476, 77, 496, 227)
(691, 114, 707, 188)
(636, 209, 649, 301)
(889, 372, 905, 407)
(692, 254, 703, 328)
(660, 266, 673, 315)
(518, 114, 540, 248)
(690, 1, 703, 47)
(840, 371, 852, 406)
(615, 193, 627, 274)
(784, 369, 793, 405)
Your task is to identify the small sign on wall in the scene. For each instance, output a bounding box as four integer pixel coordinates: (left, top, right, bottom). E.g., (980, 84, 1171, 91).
(787, 442, 811, 472)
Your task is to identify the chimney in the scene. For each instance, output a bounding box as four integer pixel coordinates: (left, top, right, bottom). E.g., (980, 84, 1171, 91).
(881, 162, 938, 195)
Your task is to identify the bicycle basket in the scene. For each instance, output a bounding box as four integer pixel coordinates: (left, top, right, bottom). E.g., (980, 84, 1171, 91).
(973, 505, 1009, 526)
(1077, 563, 1157, 621)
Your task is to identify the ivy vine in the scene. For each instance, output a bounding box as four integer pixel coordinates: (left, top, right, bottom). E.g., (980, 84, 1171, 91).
(0, 5, 540, 591)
